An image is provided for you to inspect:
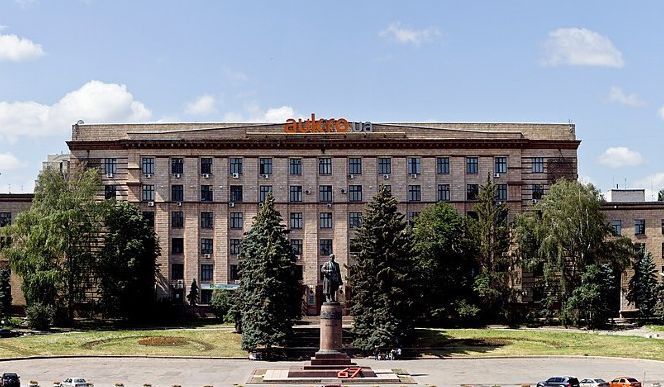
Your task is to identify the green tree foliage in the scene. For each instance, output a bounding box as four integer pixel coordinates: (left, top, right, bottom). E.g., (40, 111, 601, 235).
(0, 268, 11, 319)
(96, 201, 160, 321)
(349, 186, 416, 351)
(563, 264, 617, 328)
(236, 194, 301, 351)
(187, 279, 199, 306)
(627, 250, 660, 317)
(658, 189, 664, 202)
(210, 289, 235, 322)
(26, 303, 54, 331)
(412, 202, 479, 324)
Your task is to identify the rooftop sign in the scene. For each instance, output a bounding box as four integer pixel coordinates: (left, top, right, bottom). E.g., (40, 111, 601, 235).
(284, 113, 372, 133)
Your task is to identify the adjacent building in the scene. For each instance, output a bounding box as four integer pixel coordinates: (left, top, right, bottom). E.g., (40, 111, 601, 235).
(0, 193, 33, 309)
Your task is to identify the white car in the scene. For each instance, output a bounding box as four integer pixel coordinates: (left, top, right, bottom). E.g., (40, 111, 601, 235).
(60, 377, 88, 387)
(580, 378, 609, 387)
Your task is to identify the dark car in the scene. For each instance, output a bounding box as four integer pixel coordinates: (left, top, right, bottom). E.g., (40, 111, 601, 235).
(537, 376, 581, 387)
(1, 373, 20, 387)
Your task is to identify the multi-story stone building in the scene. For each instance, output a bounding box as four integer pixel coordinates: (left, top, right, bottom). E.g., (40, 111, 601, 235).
(65, 119, 579, 314)
(0, 193, 34, 308)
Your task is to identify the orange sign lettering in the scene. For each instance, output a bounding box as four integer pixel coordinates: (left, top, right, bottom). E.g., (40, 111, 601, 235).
(284, 113, 350, 133)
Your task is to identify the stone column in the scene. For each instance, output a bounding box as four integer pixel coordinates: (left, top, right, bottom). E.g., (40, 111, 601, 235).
(317, 302, 343, 354)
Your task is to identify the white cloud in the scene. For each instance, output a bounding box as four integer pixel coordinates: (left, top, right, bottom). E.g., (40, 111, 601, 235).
(0, 26, 8, 31)
(658, 106, 664, 121)
(541, 27, 624, 67)
(608, 86, 645, 107)
(379, 22, 440, 46)
(0, 33, 44, 62)
(0, 80, 151, 141)
(223, 105, 297, 123)
(0, 153, 22, 171)
(184, 95, 217, 115)
(597, 147, 644, 168)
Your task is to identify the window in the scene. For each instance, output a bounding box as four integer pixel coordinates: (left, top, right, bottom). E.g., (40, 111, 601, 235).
(0, 212, 11, 227)
(407, 157, 421, 175)
(635, 219, 646, 236)
(259, 185, 272, 203)
(171, 185, 184, 202)
(437, 184, 450, 202)
(661, 219, 664, 234)
(200, 157, 213, 175)
(141, 184, 154, 202)
(171, 157, 184, 175)
(172, 238, 184, 254)
(201, 238, 213, 255)
(494, 156, 507, 174)
(171, 264, 184, 280)
(635, 243, 645, 255)
(230, 212, 243, 229)
(289, 158, 302, 175)
(408, 185, 421, 202)
(295, 265, 304, 280)
(290, 239, 303, 255)
(320, 239, 333, 256)
(230, 239, 242, 255)
(229, 185, 243, 202)
(532, 157, 545, 173)
(104, 185, 116, 200)
(230, 265, 240, 281)
(348, 157, 362, 175)
(201, 264, 213, 282)
(467, 184, 479, 200)
(319, 185, 333, 203)
(436, 157, 450, 175)
(200, 289, 212, 304)
(532, 184, 544, 200)
(466, 157, 479, 174)
(259, 158, 272, 175)
(348, 185, 362, 202)
(319, 157, 332, 175)
(320, 212, 333, 229)
(201, 212, 213, 229)
(378, 157, 392, 175)
(289, 186, 302, 203)
(497, 184, 508, 201)
(142, 211, 155, 228)
(171, 211, 184, 228)
(229, 158, 243, 175)
(103, 158, 117, 175)
(201, 185, 213, 202)
(611, 219, 622, 235)
(141, 157, 154, 175)
(349, 212, 362, 229)
(290, 212, 303, 229)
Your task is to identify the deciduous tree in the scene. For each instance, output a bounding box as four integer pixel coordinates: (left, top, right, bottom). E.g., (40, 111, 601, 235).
(0, 268, 11, 319)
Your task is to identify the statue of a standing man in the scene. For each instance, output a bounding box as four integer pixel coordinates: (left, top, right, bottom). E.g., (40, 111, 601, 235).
(321, 254, 342, 303)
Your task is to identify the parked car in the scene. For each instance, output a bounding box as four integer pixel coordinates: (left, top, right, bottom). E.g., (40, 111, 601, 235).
(1, 373, 20, 387)
(59, 378, 87, 387)
(537, 376, 581, 387)
(580, 378, 609, 387)
(609, 377, 641, 387)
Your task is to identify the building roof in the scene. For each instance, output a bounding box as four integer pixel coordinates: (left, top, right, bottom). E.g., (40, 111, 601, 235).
(0, 193, 34, 202)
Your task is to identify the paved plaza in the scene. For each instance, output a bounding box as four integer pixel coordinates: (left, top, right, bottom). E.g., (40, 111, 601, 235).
(1, 356, 664, 387)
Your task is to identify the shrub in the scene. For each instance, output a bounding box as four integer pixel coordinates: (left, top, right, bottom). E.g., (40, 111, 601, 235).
(210, 289, 235, 322)
(26, 303, 54, 331)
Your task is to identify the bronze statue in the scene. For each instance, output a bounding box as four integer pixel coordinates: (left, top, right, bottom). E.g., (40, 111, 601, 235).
(321, 254, 342, 303)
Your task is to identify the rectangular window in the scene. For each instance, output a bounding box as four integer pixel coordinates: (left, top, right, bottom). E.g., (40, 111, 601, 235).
(661, 219, 664, 235)
(230, 239, 242, 255)
(171, 211, 184, 228)
(289, 158, 302, 175)
(437, 184, 450, 202)
(201, 264, 213, 282)
(319, 185, 333, 203)
(259, 158, 273, 175)
(497, 184, 508, 201)
(259, 185, 272, 203)
(230, 265, 240, 281)
(290, 239, 303, 255)
(407, 157, 421, 175)
(201, 238, 213, 255)
(319, 157, 332, 175)
(171, 185, 184, 202)
(171, 238, 184, 254)
(289, 186, 302, 203)
(142, 211, 155, 228)
(348, 157, 362, 175)
(494, 156, 508, 174)
(532, 157, 545, 173)
(408, 185, 421, 202)
(103, 158, 117, 175)
(229, 157, 243, 175)
(141, 185, 154, 202)
(0, 212, 11, 227)
(141, 157, 154, 175)
(201, 212, 213, 229)
(104, 185, 117, 200)
(378, 157, 392, 175)
(467, 184, 479, 200)
(171, 157, 184, 175)
(171, 264, 184, 280)
(611, 219, 622, 235)
(436, 157, 450, 175)
(635, 219, 646, 236)
(229, 185, 243, 203)
(532, 184, 544, 200)
(466, 157, 479, 174)
(200, 289, 212, 304)
(289, 212, 303, 229)
(230, 212, 243, 229)
(320, 212, 333, 229)
(349, 212, 362, 229)
(201, 185, 213, 202)
(295, 265, 303, 280)
(200, 157, 213, 175)
(348, 185, 363, 202)
(320, 239, 333, 256)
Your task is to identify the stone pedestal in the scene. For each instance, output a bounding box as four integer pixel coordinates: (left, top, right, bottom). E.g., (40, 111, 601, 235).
(312, 302, 352, 366)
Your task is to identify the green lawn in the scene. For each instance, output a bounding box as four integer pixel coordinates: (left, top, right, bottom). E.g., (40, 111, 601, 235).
(649, 325, 664, 332)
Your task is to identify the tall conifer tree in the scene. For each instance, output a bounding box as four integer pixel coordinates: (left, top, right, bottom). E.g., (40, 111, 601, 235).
(627, 250, 659, 317)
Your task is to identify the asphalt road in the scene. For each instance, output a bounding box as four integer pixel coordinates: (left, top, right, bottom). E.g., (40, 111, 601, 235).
(1, 356, 663, 387)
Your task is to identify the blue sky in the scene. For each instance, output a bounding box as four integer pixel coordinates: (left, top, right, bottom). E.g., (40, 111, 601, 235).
(1, 0, 663, 198)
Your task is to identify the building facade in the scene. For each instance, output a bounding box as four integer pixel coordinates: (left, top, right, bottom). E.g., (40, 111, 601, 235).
(66, 119, 579, 314)
(0, 193, 34, 308)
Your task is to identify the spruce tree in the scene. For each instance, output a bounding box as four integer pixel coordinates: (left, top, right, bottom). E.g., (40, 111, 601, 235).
(187, 279, 199, 306)
(349, 185, 415, 352)
(0, 268, 11, 319)
(236, 193, 301, 352)
(627, 250, 659, 317)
